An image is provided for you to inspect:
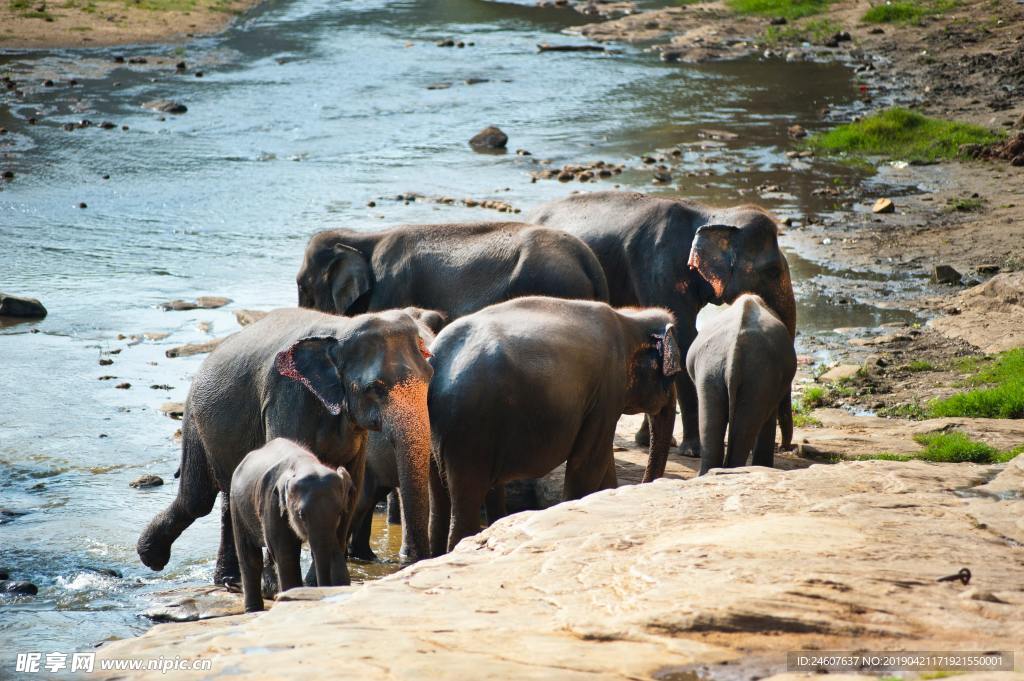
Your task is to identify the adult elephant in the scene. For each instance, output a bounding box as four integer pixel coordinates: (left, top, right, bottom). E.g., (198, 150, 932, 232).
(295, 222, 609, 319)
(527, 191, 796, 464)
(136, 308, 434, 585)
(428, 296, 682, 554)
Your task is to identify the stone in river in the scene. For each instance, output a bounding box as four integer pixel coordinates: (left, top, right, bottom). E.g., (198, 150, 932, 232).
(469, 126, 508, 150)
(142, 100, 188, 114)
(159, 296, 231, 311)
(141, 586, 244, 622)
(130, 474, 164, 488)
(234, 309, 267, 327)
(165, 337, 225, 358)
(0, 293, 47, 319)
(0, 580, 38, 596)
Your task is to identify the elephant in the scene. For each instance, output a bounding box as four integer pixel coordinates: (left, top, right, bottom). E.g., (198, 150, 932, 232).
(687, 294, 796, 474)
(295, 221, 609, 319)
(427, 296, 682, 555)
(136, 307, 434, 587)
(230, 438, 355, 612)
(527, 191, 797, 462)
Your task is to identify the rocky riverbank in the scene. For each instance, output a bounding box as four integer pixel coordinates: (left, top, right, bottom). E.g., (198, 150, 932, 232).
(96, 456, 1024, 679)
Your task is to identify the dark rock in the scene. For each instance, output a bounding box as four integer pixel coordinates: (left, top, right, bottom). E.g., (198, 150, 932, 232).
(834, 31, 852, 42)
(142, 100, 187, 115)
(0, 293, 47, 319)
(1, 508, 28, 524)
(869, 27, 884, 34)
(99, 121, 116, 129)
(1, 171, 13, 180)
(465, 78, 489, 85)
(115, 382, 131, 389)
(128, 57, 147, 64)
(62, 122, 75, 131)
(769, 16, 787, 25)
(85, 567, 122, 578)
(976, 264, 1000, 275)
(932, 264, 962, 285)
(0, 569, 7, 580)
(175, 61, 187, 71)
(42, 79, 54, 87)
(469, 126, 508, 150)
(0, 580, 38, 596)
(98, 358, 113, 366)
(195, 71, 203, 78)
(436, 39, 455, 47)
(537, 43, 605, 52)
(78, 202, 87, 209)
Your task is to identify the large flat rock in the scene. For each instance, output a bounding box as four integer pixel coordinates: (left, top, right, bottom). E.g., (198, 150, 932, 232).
(96, 459, 1024, 680)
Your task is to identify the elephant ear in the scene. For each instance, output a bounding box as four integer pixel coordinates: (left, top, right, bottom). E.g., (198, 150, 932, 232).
(274, 475, 293, 519)
(275, 336, 345, 416)
(652, 323, 683, 377)
(329, 244, 372, 315)
(688, 224, 739, 301)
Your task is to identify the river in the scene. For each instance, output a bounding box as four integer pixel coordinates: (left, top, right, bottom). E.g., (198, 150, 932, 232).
(0, 0, 917, 661)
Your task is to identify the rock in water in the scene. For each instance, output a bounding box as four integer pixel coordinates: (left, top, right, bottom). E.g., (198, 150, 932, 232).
(872, 197, 895, 214)
(165, 337, 225, 358)
(130, 474, 164, 489)
(159, 296, 231, 311)
(932, 264, 962, 285)
(1, 580, 38, 596)
(142, 100, 188, 114)
(0, 293, 47, 319)
(469, 126, 508, 150)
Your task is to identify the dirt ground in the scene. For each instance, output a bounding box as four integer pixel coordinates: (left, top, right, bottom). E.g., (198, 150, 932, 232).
(0, 0, 259, 49)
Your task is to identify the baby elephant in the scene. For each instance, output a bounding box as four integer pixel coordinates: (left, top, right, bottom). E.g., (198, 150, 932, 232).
(688, 294, 796, 474)
(230, 439, 354, 612)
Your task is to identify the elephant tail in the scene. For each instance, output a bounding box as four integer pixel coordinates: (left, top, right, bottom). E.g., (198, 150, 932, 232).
(137, 412, 218, 571)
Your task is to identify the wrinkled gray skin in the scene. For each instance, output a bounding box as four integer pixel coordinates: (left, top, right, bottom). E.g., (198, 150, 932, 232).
(428, 296, 683, 555)
(528, 191, 797, 463)
(230, 439, 354, 612)
(687, 295, 797, 475)
(295, 222, 609, 319)
(136, 308, 435, 586)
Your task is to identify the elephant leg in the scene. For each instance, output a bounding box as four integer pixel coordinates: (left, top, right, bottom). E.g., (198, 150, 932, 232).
(777, 391, 795, 451)
(599, 458, 618, 491)
(350, 486, 388, 562)
(723, 402, 764, 469)
(633, 413, 652, 447)
(564, 417, 617, 500)
(234, 530, 264, 613)
(214, 492, 241, 586)
(752, 413, 777, 468)
(429, 456, 450, 557)
(484, 485, 507, 525)
(446, 467, 488, 553)
(269, 533, 303, 595)
(698, 384, 728, 476)
(386, 490, 402, 526)
(261, 549, 278, 600)
(674, 369, 701, 459)
(137, 419, 217, 572)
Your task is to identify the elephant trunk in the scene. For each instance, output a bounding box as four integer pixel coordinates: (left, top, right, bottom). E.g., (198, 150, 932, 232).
(308, 532, 336, 587)
(642, 398, 677, 483)
(383, 378, 432, 564)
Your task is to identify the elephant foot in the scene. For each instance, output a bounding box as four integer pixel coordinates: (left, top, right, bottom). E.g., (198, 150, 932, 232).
(634, 425, 651, 447)
(213, 555, 241, 587)
(678, 438, 701, 459)
(348, 546, 379, 563)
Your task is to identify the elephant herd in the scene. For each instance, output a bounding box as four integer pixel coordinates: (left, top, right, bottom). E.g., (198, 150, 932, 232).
(136, 190, 797, 612)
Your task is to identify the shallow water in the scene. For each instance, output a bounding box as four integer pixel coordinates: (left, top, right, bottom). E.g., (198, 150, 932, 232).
(1, 0, 916, 660)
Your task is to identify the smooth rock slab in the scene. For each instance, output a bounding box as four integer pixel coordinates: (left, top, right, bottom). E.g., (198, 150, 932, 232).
(141, 586, 244, 623)
(97, 460, 1024, 680)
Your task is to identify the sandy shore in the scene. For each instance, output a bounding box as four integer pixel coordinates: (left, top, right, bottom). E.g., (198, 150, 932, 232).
(0, 0, 260, 49)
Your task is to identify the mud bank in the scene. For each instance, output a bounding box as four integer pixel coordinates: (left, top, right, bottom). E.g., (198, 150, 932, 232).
(0, 0, 261, 49)
(96, 457, 1024, 679)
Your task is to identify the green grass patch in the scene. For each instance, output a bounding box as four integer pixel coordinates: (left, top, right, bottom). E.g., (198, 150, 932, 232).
(863, 0, 957, 24)
(929, 348, 1024, 418)
(727, 0, 835, 19)
(946, 196, 984, 212)
(800, 386, 828, 410)
(808, 108, 1001, 164)
(861, 432, 1021, 464)
(764, 18, 841, 45)
(906, 360, 935, 372)
(877, 402, 927, 419)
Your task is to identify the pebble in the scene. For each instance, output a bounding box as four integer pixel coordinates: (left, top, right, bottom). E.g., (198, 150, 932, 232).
(98, 358, 114, 366)
(129, 474, 164, 489)
(932, 264, 962, 285)
(115, 382, 131, 389)
(78, 202, 87, 209)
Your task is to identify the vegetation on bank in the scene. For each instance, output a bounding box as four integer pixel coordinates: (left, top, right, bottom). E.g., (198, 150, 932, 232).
(929, 349, 1024, 419)
(725, 0, 836, 19)
(862, 0, 958, 23)
(863, 431, 1022, 464)
(808, 108, 1001, 163)
(764, 18, 841, 45)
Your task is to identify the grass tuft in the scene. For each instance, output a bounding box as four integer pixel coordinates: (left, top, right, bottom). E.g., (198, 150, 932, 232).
(862, 432, 1021, 464)
(764, 18, 841, 45)
(929, 348, 1024, 418)
(863, 0, 958, 24)
(727, 0, 835, 19)
(808, 108, 1001, 163)
(906, 360, 935, 372)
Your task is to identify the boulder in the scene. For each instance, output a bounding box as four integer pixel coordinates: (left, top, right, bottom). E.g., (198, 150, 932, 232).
(930, 272, 1024, 352)
(142, 100, 187, 114)
(1, 580, 38, 596)
(141, 586, 244, 623)
(932, 264, 962, 285)
(165, 337, 225, 358)
(0, 293, 47, 319)
(95, 460, 1024, 680)
(872, 197, 895, 213)
(469, 126, 508, 150)
(234, 309, 268, 327)
(159, 296, 231, 311)
(817, 363, 861, 382)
